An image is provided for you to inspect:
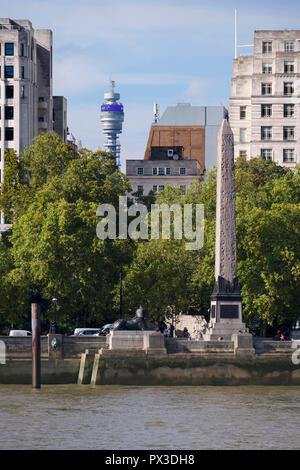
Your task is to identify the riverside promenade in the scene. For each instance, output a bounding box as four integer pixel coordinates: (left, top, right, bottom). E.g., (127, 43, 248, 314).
(0, 332, 299, 386)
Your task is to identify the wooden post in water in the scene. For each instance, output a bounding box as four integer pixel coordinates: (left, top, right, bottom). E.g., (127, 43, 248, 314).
(32, 303, 41, 389)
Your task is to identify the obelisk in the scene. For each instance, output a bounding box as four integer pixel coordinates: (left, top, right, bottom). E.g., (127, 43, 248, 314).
(204, 119, 248, 340)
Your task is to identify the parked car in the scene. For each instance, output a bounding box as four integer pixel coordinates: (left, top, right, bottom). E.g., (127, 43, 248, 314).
(73, 328, 101, 336)
(99, 323, 113, 336)
(9, 330, 32, 337)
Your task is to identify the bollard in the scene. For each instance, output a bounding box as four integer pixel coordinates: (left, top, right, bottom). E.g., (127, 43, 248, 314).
(32, 303, 41, 389)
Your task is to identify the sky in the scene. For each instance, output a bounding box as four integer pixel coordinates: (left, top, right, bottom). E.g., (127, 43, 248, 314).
(3, 0, 300, 170)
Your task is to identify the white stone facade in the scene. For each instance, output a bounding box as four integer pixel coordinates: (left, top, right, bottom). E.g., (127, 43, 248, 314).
(0, 19, 54, 228)
(126, 159, 202, 196)
(230, 30, 300, 168)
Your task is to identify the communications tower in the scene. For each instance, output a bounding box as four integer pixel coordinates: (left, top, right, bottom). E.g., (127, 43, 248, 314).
(100, 80, 124, 166)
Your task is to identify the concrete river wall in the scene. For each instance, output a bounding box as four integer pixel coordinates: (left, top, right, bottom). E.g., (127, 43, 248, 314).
(0, 334, 299, 386)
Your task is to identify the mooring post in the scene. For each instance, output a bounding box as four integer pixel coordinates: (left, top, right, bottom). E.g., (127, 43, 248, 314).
(32, 303, 41, 389)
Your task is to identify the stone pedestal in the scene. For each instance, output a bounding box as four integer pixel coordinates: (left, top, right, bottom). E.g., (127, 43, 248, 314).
(107, 330, 166, 355)
(203, 280, 248, 341)
(232, 333, 255, 358)
(143, 331, 167, 355)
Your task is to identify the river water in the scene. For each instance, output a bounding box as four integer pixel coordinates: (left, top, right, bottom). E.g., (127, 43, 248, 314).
(0, 384, 299, 450)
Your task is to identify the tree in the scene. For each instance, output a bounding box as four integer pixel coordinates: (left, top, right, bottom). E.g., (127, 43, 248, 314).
(0, 132, 134, 332)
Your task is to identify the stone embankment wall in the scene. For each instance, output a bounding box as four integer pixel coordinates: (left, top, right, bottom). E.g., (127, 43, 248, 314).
(0, 334, 299, 385)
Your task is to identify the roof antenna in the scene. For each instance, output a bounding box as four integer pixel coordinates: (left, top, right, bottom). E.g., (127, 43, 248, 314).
(153, 103, 159, 123)
(234, 8, 254, 58)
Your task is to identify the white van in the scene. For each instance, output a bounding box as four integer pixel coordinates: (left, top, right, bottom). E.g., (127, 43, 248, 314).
(9, 330, 32, 337)
(73, 328, 101, 336)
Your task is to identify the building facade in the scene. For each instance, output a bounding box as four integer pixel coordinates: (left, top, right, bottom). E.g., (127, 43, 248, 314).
(0, 19, 53, 161)
(230, 30, 300, 167)
(126, 158, 202, 196)
(53, 96, 67, 142)
(0, 18, 54, 229)
(144, 103, 228, 172)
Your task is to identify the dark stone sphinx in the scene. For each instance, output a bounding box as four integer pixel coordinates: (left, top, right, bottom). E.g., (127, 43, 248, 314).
(111, 306, 148, 331)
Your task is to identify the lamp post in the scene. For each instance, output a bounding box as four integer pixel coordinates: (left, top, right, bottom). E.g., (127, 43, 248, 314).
(119, 267, 123, 317)
(49, 297, 58, 334)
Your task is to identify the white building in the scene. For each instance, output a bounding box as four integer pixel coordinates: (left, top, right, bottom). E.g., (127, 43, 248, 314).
(0, 19, 53, 158)
(0, 18, 54, 228)
(230, 30, 300, 167)
(126, 157, 202, 197)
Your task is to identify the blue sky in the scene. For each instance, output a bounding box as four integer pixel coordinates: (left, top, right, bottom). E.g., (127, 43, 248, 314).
(3, 0, 300, 169)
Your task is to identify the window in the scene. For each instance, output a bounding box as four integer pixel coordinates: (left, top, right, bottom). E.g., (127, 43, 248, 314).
(180, 185, 186, 195)
(284, 82, 294, 95)
(152, 185, 158, 192)
(262, 41, 272, 53)
(166, 168, 171, 175)
(137, 167, 144, 175)
(240, 106, 246, 119)
(158, 167, 165, 176)
(158, 185, 165, 191)
(262, 63, 272, 74)
(284, 41, 294, 52)
(137, 185, 144, 195)
(261, 127, 272, 141)
(239, 150, 247, 158)
(239, 128, 247, 143)
(262, 83, 272, 95)
(5, 106, 14, 120)
(284, 61, 294, 73)
(261, 149, 272, 160)
(4, 66, 14, 78)
(284, 104, 294, 117)
(283, 149, 295, 162)
(261, 104, 272, 117)
(20, 66, 25, 79)
(5, 43, 14, 56)
(31, 39, 34, 60)
(5, 127, 14, 141)
(20, 43, 24, 56)
(152, 168, 158, 176)
(283, 126, 295, 141)
(21, 85, 25, 99)
(180, 167, 186, 175)
(6, 85, 14, 99)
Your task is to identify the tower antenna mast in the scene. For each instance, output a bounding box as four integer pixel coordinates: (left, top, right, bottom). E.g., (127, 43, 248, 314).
(234, 9, 253, 58)
(100, 80, 124, 167)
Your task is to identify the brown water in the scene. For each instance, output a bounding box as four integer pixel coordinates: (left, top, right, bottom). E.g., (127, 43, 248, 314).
(0, 384, 299, 450)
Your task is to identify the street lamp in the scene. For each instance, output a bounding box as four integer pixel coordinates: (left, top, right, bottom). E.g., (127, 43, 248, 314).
(119, 267, 123, 317)
(49, 297, 58, 334)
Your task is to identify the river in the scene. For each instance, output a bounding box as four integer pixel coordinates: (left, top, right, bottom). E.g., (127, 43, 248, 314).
(0, 384, 299, 449)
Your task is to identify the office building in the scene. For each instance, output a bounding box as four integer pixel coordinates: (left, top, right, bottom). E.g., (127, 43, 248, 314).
(144, 103, 228, 172)
(53, 96, 67, 142)
(126, 157, 202, 196)
(0, 18, 53, 161)
(230, 30, 300, 167)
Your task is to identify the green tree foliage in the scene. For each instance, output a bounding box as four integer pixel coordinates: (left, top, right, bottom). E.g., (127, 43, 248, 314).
(0, 132, 133, 333)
